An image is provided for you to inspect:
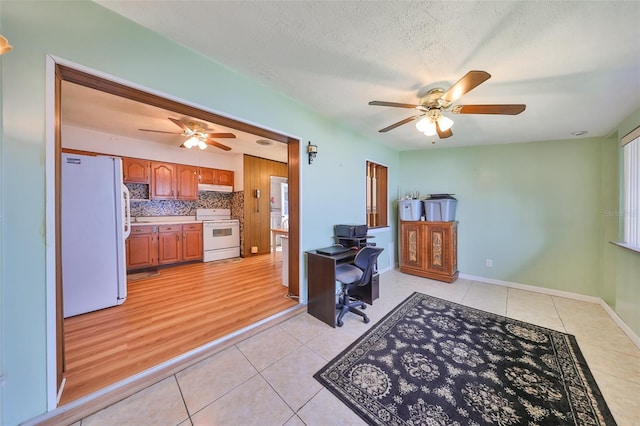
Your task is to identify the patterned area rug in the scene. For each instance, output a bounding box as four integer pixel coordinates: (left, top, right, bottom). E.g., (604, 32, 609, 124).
(314, 292, 616, 425)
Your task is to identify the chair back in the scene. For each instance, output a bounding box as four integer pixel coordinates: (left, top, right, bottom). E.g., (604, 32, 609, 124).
(353, 246, 384, 286)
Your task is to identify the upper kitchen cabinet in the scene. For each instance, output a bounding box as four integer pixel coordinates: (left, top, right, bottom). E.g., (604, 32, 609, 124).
(176, 164, 199, 200)
(199, 167, 234, 189)
(215, 169, 234, 187)
(150, 162, 176, 199)
(122, 157, 150, 183)
(151, 162, 198, 200)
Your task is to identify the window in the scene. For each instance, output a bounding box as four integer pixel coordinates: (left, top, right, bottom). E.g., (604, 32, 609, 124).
(366, 161, 388, 228)
(622, 126, 640, 248)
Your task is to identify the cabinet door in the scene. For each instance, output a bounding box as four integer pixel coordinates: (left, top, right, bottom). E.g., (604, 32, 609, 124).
(425, 223, 453, 275)
(150, 162, 176, 199)
(158, 225, 182, 264)
(126, 226, 157, 270)
(182, 223, 203, 261)
(198, 167, 214, 184)
(214, 169, 234, 187)
(176, 164, 198, 200)
(123, 158, 150, 183)
(400, 222, 426, 270)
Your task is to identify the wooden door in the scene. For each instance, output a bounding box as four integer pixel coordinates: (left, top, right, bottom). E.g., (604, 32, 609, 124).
(176, 164, 198, 200)
(182, 223, 203, 261)
(150, 162, 176, 199)
(243, 155, 287, 256)
(123, 157, 150, 183)
(126, 226, 158, 270)
(158, 225, 182, 264)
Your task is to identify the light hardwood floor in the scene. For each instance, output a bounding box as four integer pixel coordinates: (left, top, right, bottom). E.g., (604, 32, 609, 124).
(61, 252, 297, 404)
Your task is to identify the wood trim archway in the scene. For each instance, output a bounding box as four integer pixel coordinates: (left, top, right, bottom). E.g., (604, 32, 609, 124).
(55, 63, 301, 388)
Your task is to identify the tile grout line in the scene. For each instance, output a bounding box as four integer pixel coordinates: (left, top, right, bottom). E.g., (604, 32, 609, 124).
(172, 375, 193, 426)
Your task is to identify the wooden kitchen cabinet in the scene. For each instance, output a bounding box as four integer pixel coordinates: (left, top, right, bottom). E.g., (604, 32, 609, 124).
(400, 221, 458, 283)
(122, 157, 150, 183)
(126, 225, 158, 270)
(150, 162, 198, 200)
(176, 164, 199, 200)
(198, 167, 215, 184)
(150, 162, 176, 199)
(158, 225, 182, 265)
(198, 167, 234, 188)
(127, 223, 202, 271)
(214, 169, 234, 186)
(182, 223, 203, 261)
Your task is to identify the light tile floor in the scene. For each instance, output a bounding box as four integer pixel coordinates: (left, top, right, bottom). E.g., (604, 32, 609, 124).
(77, 270, 640, 425)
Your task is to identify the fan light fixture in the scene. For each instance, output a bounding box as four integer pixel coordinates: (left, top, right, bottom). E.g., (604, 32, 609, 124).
(415, 110, 453, 136)
(184, 136, 208, 150)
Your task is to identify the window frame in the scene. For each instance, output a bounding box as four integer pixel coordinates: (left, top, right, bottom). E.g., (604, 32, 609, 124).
(366, 160, 389, 229)
(621, 125, 640, 251)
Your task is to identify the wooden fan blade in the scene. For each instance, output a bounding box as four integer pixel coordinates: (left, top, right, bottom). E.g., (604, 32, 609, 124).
(139, 129, 182, 135)
(436, 121, 453, 139)
(453, 104, 526, 115)
(379, 116, 416, 132)
(442, 71, 491, 103)
(207, 132, 236, 139)
(206, 139, 232, 151)
(369, 100, 420, 109)
(168, 117, 189, 131)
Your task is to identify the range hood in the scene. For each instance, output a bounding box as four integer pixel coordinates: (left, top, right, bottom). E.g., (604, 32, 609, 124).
(198, 183, 233, 193)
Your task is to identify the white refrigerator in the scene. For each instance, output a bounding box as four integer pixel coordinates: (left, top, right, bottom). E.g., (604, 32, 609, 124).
(61, 153, 131, 318)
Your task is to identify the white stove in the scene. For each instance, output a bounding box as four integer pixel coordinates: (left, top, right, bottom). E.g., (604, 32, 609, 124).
(196, 209, 240, 262)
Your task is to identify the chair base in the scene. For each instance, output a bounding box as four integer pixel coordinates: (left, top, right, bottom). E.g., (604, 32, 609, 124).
(336, 294, 369, 327)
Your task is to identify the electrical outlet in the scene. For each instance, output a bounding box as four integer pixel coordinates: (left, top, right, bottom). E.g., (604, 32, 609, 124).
(485, 258, 493, 268)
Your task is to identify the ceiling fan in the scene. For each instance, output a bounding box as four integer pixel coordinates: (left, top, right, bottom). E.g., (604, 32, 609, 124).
(139, 118, 236, 151)
(369, 71, 526, 139)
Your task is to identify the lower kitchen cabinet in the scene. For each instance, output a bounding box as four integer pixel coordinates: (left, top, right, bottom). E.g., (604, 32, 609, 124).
(158, 225, 182, 265)
(182, 223, 203, 261)
(127, 223, 203, 272)
(400, 221, 458, 283)
(126, 225, 158, 270)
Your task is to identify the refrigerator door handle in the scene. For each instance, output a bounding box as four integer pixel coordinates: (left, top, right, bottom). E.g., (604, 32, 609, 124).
(122, 184, 131, 239)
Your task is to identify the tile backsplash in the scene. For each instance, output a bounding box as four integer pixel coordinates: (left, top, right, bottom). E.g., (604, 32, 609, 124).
(128, 183, 240, 217)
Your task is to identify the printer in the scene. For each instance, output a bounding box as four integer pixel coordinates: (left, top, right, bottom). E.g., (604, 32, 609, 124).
(334, 224, 368, 238)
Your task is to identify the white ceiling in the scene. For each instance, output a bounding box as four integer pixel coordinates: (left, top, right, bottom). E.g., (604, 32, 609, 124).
(61, 81, 289, 162)
(89, 0, 639, 151)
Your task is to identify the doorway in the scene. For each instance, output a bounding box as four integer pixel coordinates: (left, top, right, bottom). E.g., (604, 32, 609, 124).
(49, 60, 301, 407)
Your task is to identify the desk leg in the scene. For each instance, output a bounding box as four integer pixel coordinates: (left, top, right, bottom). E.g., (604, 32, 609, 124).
(307, 253, 337, 328)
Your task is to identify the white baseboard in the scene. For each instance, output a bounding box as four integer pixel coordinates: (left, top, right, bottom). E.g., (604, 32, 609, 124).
(459, 273, 640, 349)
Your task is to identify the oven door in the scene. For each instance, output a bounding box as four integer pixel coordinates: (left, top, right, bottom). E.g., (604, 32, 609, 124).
(203, 221, 239, 251)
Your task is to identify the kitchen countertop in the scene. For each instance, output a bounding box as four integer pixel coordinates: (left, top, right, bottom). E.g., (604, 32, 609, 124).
(132, 216, 202, 225)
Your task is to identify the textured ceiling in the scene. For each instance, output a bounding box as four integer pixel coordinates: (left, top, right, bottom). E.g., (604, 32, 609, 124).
(91, 0, 640, 151)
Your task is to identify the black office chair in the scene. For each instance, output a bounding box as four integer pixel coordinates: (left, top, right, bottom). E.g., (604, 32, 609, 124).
(335, 246, 384, 327)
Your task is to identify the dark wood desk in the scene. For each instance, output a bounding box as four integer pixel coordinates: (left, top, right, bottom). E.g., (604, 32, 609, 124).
(307, 249, 379, 328)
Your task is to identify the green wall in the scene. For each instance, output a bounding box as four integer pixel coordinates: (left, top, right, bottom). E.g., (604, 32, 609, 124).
(0, 1, 398, 424)
(610, 109, 640, 335)
(399, 138, 605, 295)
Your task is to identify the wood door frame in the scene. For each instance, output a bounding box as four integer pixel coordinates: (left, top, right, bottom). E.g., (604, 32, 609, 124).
(53, 63, 301, 404)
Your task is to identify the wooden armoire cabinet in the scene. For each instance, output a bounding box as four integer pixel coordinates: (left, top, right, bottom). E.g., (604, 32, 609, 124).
(400, 221, 458, 283)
